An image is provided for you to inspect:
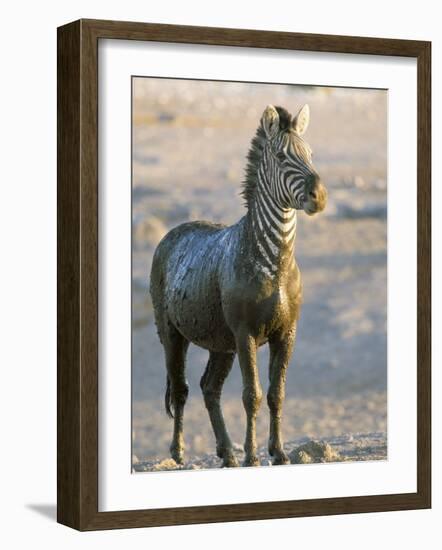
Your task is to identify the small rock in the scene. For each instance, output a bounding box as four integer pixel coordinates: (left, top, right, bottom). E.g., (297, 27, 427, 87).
(296, 450, 313, 464)
(151, 458, 180, 471)
(289, 440, 340, 464)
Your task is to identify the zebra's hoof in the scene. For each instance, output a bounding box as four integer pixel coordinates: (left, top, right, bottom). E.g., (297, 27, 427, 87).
(243, 456, 260, 467)
(272, 453, 290, 466)
(222, 454, 239, 468)
(170, 449, 184, 465)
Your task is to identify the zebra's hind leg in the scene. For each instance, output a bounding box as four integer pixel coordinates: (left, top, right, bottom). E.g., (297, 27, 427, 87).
(163, 321, 190, 465)
(200, 351, 239, 467)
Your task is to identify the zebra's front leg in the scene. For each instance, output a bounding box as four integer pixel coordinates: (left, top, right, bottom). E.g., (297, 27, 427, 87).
(200, 352, 238, 467)
(236, 333, 262, 467)
(267, 329, 296, 465)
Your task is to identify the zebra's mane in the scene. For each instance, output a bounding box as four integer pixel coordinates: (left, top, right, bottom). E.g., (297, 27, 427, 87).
(241, 106, 292, 208)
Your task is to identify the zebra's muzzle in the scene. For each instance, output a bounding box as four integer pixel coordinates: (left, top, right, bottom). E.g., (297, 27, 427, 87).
(303, 176, 327, 215)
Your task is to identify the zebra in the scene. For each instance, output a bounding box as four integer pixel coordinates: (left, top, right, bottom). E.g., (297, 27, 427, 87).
(150, 104, 327, 467)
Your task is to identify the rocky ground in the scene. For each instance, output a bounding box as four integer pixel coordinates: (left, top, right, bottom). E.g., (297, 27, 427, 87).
(133, 432, 387, 472)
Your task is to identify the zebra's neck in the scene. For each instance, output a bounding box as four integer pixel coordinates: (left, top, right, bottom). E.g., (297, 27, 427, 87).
(247, 166, 297, 278)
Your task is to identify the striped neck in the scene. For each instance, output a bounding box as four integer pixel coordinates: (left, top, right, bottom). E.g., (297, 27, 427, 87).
(247, 165, 297, 278)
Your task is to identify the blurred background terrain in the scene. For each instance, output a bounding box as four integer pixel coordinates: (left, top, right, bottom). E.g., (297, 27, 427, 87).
(131, 77, 387, 466)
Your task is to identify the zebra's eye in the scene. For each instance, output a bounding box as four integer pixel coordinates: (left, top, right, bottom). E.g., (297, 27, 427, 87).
(275, 152, 286, 163)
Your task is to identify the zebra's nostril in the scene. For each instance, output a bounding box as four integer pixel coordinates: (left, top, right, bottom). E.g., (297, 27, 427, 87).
(309, 191, 317, 199)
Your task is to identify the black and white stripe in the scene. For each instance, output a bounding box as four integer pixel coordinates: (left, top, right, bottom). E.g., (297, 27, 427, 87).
(249, 131, 315, 277)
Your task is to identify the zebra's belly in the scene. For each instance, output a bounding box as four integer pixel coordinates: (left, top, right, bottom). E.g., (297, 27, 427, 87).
(167, 291, 236, 352)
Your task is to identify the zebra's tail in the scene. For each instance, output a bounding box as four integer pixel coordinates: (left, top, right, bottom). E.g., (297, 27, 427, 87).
(165, 376, 174, 418)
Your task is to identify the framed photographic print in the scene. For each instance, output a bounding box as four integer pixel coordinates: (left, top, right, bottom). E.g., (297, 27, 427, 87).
(57, 19, 431, 530)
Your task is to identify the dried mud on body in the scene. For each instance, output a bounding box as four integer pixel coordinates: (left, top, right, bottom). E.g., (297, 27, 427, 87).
(132, 79, 388, 465)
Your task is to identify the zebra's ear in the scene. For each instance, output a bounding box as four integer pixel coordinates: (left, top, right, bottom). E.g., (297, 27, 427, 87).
(262, 105, 280, 138)
(292, 104, 310, 136)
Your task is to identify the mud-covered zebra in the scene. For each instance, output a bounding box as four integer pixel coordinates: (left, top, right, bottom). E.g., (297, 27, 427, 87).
(150, 104, 327, 467)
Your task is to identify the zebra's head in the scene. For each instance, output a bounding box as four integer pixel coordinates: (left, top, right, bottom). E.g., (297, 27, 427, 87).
(261, 104, 327, 215)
